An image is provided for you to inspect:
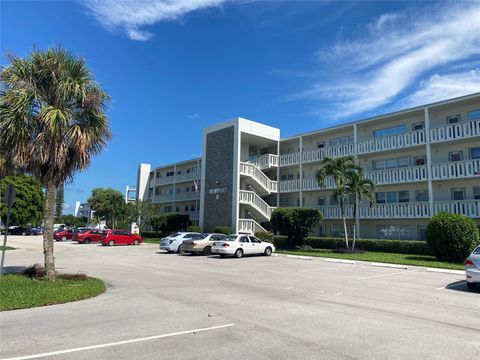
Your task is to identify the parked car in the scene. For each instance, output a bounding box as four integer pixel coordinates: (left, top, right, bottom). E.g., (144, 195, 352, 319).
(211, 234, 275, 258)
(465, 245, 480, 290)
(101, 230, 142, 246)
(54, 228, 75, 241)
(9, 227, 41, 235)
(182, 233, 228, 255)
(159, 232, 200, 253)
(74, 229, 102, 244)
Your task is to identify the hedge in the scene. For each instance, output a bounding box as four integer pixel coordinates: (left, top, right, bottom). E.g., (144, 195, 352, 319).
(273, 236, 431, 255)
(140, 231, 165, 238)
(187, 226, 201, 233)
(214, 226, 232, 235)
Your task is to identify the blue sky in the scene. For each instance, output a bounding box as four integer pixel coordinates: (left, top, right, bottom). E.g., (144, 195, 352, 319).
(2, 0, 480, 213)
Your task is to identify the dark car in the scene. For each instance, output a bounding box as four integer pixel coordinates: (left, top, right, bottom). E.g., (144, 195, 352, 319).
(9, 227, 41, 235)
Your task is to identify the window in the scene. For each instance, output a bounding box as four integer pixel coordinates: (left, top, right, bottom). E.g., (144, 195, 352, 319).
(249, 236, 261, 243)
(239, 236, 249, 243)
(330, 195, 338, 205)
(185, 206, 189, 211)
(415, 190, 428, 202)
(468, 109, 480, 121)
(470, 147, 480, 159)
(373, 124, 407, 138)
(412, 122, 424, 131)
(177, 171, 181, 175)
(397, 157, 409, 168)
(317, 197, 326, 206)
(451, 188, 465, 201)
(317, 142, 325, 149)
(376, 225, 412, 240)
(373, 160, 385, 170)
(414, 156, 425, 166)
(398, 191, 409, 203)
(417, 225, 426, 241)
(447, 114, 461, 124)
(376, 192, 386, 204)
(373, 156, 409, 170)
(449, 151, 463, 162)
(385, 159, 397, 169)
(317, 224, 326, 237)
(474, 187, 480, 200)
(387, 191, 398, 203)
(329, 136, 353, 147)
(331, 224, 342, 238)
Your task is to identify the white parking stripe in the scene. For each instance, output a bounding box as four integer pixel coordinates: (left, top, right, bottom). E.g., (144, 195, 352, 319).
(358, 270, 418, 280)
(1, 324, 235, 360)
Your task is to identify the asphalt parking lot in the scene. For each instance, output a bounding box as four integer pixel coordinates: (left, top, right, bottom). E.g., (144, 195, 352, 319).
(1, 236, 479, 360)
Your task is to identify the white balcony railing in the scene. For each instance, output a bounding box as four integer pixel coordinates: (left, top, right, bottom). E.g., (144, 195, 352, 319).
(238, 219, 267, 234)
(240, 162, 278, 194)
(302, 144, 355, 164)
(254, 154, 279, 170)
(431, 159, 480, 180)
(365, 165, 429, 185)
(429, 120, 480, 143)
(151, 172, 200, 187)
(357, 130, 427, 155)
(433, 200, 480, 218)
(153, 191, 200, 203)
(239, 190, 275, 220)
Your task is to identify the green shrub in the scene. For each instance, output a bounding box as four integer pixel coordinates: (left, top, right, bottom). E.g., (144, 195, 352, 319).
(426, 212, 479, 262)
(187, 225, 201, 233)
(273, 236, 431, 255)
(255, 231, 274, 242)
(270, 208, 322, 248)
(214, 226, 232, 235)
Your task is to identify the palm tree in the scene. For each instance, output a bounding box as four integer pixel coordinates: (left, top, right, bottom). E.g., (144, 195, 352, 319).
(0, 47, 111, 280)
(315, 156, 358, 249)
(346, 168, 375, 250)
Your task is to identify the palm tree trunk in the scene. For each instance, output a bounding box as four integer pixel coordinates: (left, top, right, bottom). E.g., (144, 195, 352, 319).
(43, 183, 56, 280)
(352, 202, 357, 250)
(340, 202, 349, 249)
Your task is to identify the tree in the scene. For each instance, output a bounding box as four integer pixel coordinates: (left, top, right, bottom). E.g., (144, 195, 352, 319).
(55, 186, 64, 221)
(346, 168, 375, 250)
(270, 208, 322, 249)
(426, 212, 479, 262)
(59, 214, 87, 228)
(125, 200, 161, 231)
(0, 175, 44, 226)
(0, 47, 111, 280)
(165, 214, 191, 233)
(88, 188, 124, 228)
(315, 156, 358, 249)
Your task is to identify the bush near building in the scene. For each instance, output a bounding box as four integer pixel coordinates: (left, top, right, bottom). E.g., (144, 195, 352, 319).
(214, 226, 232, 235)
(273, 236, 431, 255)
(426, 212, 479, 262)
(255, 231, 274, 242)
(270, 208, 322, 249)
(187, 225, 201, 232)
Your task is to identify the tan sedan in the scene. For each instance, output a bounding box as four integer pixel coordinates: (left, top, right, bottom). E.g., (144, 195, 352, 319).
(182, 233, 228, 256)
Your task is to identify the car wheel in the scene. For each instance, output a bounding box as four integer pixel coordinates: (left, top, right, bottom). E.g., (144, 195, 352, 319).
(467, 282, 477, 290)
(84, 238, 91, 244)
(108, 240, 115, 246)
(234, 248, 243, 258)
(203, 246, 212, 256)
(61, 236, 67, 242)
(264, 247, 272, 256)
(177, 244, 184, 254)
(102, 243, 107, 246)
(22, 232, 26, 236)
(220, 254, 226, 258)
(133, 239, 139, 245)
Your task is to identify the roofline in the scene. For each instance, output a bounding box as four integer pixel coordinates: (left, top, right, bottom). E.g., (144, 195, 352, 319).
(281, 92, 480, 141)
(150, 157, 202, 171)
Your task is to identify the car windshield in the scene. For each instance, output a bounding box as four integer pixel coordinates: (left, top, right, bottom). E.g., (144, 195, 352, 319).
(473, 246, 480, 255)
(169, 233, 180, 238)
(192, 234, 208, 240)
(225, 235, 238, 241)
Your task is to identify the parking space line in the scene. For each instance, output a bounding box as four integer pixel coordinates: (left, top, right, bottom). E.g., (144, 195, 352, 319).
(357, 270, 418, 280)
(1, 324, 235, 360)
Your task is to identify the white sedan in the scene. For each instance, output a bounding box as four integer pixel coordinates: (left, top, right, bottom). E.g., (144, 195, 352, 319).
(211, 234, 275, 258)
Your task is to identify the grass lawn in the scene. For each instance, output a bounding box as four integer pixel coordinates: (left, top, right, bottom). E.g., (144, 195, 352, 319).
(0, 246, 15, 251)
(0, 275, 106, 311)
(143, 238, 161, 244)
(276, 249, 464, 270)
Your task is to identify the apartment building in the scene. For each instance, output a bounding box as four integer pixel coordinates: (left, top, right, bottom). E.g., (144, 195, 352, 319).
(137, 93, 480, 240)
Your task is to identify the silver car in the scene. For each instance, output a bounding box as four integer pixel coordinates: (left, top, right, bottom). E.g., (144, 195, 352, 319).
(465, 245, 480, 290)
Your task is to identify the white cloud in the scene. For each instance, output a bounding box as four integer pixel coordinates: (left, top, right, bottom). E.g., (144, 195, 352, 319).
(81, 0, 226, 41)
(298, 2, 480, 118)
(188, 113, 200, 119)
(402, 69, 480, 107)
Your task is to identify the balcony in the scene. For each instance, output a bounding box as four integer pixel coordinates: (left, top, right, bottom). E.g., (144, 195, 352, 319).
(153, 191, 200, 203)
(365, 165, 429, 185)
(253, 154, 279, 170)
(431, 159, 480, 180)
(150, 172, 200, 187)
(357, 130, 426, 155)
(239, 190, 275, 220)
(315, 200, 479, 219)
(429, 120, 480, 143)
(240, 162, 278, 194)
(278, 144, 355, 167)
(237, 219, 266, 234)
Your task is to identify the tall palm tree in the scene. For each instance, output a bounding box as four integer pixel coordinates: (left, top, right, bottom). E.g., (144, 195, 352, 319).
(346, 168, 375, 250)
(0, 47, 111, 280)
(315, 156, 358, 249)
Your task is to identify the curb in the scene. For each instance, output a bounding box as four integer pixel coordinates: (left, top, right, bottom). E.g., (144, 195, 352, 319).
(370, 262, 408, 269)
(286, 255, 312, 260)
(426, 268, 464, 275)
(324, 258, 355, 264)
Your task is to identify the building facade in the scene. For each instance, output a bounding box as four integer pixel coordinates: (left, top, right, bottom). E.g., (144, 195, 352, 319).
(137, 93, 480, 239)
(75, 201, 92, 222)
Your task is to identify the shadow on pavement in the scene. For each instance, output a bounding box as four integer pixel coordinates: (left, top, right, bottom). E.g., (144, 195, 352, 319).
(1, 265, 26, 274)
(444, 280, 480, 294)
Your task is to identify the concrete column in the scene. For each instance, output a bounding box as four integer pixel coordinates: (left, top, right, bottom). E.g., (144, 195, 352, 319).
(172, 165, 176, 212)
(425, 107, 434, 217)
(353, 124, 360, 237)
(299, 136, 303, 207)
(276, 141, 280, 207)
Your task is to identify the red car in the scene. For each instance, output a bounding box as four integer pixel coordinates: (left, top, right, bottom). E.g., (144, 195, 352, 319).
(101, 230, 142, 246)
(54, 229, 75, 242)
(75, 229, 102, 244)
